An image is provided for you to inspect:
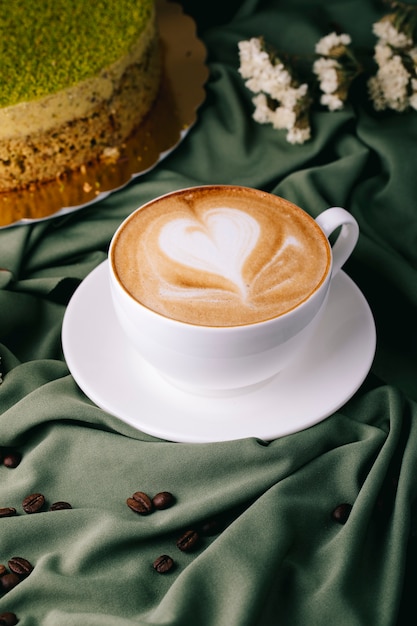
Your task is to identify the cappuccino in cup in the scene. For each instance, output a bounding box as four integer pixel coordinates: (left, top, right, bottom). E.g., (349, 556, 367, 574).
(109, 185, 359, 394)
(111, 186, 331, 327)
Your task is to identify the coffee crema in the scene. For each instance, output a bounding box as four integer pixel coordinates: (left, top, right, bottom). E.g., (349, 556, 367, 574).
(111, 186, 331, 326)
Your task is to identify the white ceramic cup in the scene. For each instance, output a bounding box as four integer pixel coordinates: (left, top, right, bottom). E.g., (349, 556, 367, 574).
(108, 186, 359, 395)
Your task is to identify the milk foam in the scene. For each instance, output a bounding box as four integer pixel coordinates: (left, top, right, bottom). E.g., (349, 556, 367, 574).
(112, 188, 330, 326)
(158, 208, 260, 300)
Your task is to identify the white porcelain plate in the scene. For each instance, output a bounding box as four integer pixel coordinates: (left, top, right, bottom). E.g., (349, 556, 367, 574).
(62, 261, 376, 443)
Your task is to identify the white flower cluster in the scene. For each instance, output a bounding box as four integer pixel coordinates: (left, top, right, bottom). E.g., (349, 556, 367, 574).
(373, 17, 412, 48)
(313, 32, 361, 111)
(238, 37, 311, 144)
(315, 32, 352, 56)
(237, 4, 417, 144)
(368, 12, 417, 111)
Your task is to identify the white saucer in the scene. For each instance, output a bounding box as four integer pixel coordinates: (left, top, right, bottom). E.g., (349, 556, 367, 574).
(62, 261, 376, 443)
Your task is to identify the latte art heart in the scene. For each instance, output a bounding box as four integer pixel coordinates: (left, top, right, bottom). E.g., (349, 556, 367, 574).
(112, 188, 330, 326)
(158, 208, 260, 298)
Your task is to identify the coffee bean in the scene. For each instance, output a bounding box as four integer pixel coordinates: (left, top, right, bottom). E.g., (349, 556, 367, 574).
(0, 507, 17, 518)
(153, 555, 174, 574)
(132, 491, 153, 512)
(0, 565, 7, 577)
(331, 503, 352, 524)
(127, 491, 153, 515)
(0, 572, 20, 592)
(49, 501, 72, 511)
(126, 498, 140, 513)
(2, 451, 21, 469)
(152, 492, 175, 510)
(176, 529, 199, 552)
(126, 497, 152, 515)
(22, 493, 45, 514)
(8, 557, 33, 578)
(0, 612, 19, 626)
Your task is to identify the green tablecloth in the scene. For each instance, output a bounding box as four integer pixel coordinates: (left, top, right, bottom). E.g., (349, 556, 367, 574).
(1, 1, 417, 624)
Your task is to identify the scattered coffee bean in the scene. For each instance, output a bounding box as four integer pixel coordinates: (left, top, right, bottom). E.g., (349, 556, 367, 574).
(2, 451, 21, 469)
(152, 491, 175, 510)
(0, 573, 20, 592)
(127, 491, 153, 515)
(8, 557, 33, 579)
(126, 497, 141, 514)
(0, 612, 19, 625)
(0, 508, 17, 518)
(0, 565, 7, 577)
(153, 554, 174, 574)
(22, 493, 45, 514)
(49, 501, 72, 511)
(331, 503, 352, 524)
(176, 529, 199, 552)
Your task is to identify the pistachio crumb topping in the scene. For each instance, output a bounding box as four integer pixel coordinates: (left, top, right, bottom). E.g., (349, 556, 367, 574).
(0, 0, 154, 107)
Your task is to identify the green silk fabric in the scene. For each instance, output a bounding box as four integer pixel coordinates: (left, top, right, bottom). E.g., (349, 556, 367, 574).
(1, 1, 417, 624)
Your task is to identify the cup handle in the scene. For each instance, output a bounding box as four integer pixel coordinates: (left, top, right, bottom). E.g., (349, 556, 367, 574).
(315, 207, 359, 276)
